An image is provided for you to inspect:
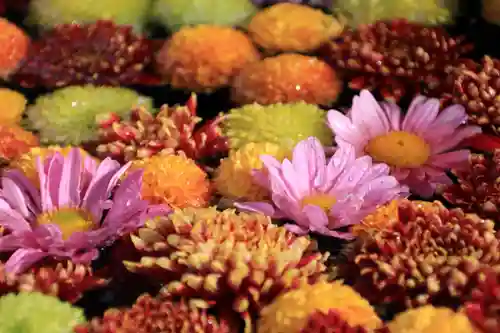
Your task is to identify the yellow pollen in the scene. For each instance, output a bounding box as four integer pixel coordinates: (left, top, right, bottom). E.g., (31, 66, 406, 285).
(301, 193, 337, 212)
(365, 131, 431, 168)
(37, 208, 95, 240)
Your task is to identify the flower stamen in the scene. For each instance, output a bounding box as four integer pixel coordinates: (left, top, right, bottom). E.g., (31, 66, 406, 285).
(301, 194, 337, 212)
(37, 208, 95, 240)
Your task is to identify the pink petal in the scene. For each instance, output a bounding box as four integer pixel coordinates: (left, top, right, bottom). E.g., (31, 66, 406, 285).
(36, 156, 53, 211)
(431, 126, 482, 154)
(235, 202, 276, 216)
(0, 234, 21, 251)
(4, 248, 48, 274)
(46, 153, 65, 208)
(32, 224, 64, 248)
(334, 156, 373, 192)
(401, 95, 428, 130)
(302, 205, 329, 233)
(0, 199, 32, 232)
(380, 102, 402, 130)
(354, 90, 391, 137)
(58, 148, 82, 207)
(428, 150, 470, 170)
(402, 97, 440, 134)
(82, 157, 121, 205)
(327, 110, 365, 146)
(1, 177, 31, 219)
(284, 223, 309, 235)
(4, 170, 41, 215)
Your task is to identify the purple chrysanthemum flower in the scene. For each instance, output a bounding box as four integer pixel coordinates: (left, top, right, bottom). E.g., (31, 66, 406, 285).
(236, 137, 408, 239)
(0, 148, 168, 274)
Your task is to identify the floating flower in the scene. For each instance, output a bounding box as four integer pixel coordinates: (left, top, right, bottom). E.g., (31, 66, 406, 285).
(328, 90, 481, 197)
(153, 0, 257, 32)
(95, 94, 227, 163)
(231, 54, 341, 106)
(214, 142, 291, 201)
(448, 56, 500, 135)
(257, 281, 382, 333)
(223, 102, 332, 151)
(300, 309, 372, 333)
(237, 137, 407, 238)
(440, 151, 500, 225)
(339, 199, 500, 310)
(27, 0, 151, 31)
(124, 207, 328, 330)
(463, 269, 500, 333)
(156, 25, 260, 92)
(386, 306, 475, 333)
(247, 3, 344, 54)
(13, 21, 157, 89)
(0, 292, 85, 333)
(26, 85, 152, 145)
(0, 148, 160, 274)
(334, 0, 457, 27)
(0, 125, 39, 161)
(9, 146, 94, 187)
(320, 20, 471, 102)
(0, 88, 27, 125)
(0, 18, 29, 79)
(129, 154, 211, 209)
(75, 294, 231, 333)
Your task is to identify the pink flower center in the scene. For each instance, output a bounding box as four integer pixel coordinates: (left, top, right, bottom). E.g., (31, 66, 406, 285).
(37, 208, 95, 240)
(365, 131, 430, 168)
(301, 193, 337, 212)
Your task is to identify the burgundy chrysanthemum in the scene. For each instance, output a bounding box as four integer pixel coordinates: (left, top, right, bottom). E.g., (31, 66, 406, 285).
(13, 20, 160, 88)
(74, 294, 232, 333)
(320, 19, 472, 102)
(440, 150, 500, 225)
(339, 199, 500, 312)
(463, 269, 500, 333)
(300, 309, 371, 333)
(0, 260, 107, 303)
(95, 94, 228, 163)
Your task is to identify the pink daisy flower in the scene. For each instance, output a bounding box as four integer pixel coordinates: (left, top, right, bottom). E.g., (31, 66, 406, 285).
(0, 148, 168, 274)
(327, 90, 482, 197)
(236, 137, 408, 239)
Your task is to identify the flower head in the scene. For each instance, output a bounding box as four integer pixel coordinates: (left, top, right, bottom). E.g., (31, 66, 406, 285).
(300, 309, 372, 333)
(96, 94, 228, 163)
(237, 137, 407, 238)
(0, 148, 161, 274)
(0, 292, 85, 333)
(0, 88, 27, 125)
(0, 125, 39, 161)
(214, 142, 291, 201)
(339, 199, 500, 310)
(247, 3, 344, 54)
(156, 25, 260, 92)
(26, 85, 152, 145)
(124, 207, 328, 329)
(75, 294, 231, 333)
(386, 306, 475, 333)
(130, 154, 211, 209)
(328, 90, 482, 197)
(257, 281, 382, 333)
(0, 18, 29, 79)
(10, 146, 94, 187)
(14, 21, 157, 88)
(224, 102, 332, 150)
(231, 54, 341, 106)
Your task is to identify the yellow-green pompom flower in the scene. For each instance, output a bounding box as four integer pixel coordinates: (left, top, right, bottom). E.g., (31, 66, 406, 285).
(26, 85, 152, 145)
(28, 0, 151, 31)
(153, 0, 258, 32)
(0, 292, 85, 333)
(223, 102, 332, 150)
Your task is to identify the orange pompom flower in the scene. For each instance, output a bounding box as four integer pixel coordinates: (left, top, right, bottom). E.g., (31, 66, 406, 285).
(0, 125, 39, 161)
(130, 154, 211, 208)
(0, 18, 29, 78)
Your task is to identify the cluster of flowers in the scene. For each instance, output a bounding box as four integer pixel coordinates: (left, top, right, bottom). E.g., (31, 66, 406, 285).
(1, 0, 500, 333)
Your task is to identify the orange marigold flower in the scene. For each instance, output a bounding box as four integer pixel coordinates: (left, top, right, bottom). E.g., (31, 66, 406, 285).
(0, 125, 39, 161)
(0, 18, 29, 78)
(130, 154, 211, 208)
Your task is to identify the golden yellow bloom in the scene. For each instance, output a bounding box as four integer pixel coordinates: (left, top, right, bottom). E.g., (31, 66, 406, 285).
(214, 142, 290, 201)
(130, 154, 211, 208)
(0, 88, 26, 125)
(10, 146, 93, 186)
(257, 281, 382, 333)
(387, 306, 475, 333)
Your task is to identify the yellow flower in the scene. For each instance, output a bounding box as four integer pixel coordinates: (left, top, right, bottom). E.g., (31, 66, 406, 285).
(214, 142, 291, 201)
(0, 88, 26, 125)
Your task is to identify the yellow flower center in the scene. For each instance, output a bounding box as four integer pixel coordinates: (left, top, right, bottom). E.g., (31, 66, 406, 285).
(37, 208, 95, 240)
(365, 131, 431, 168)
(301, 193, 337, 212)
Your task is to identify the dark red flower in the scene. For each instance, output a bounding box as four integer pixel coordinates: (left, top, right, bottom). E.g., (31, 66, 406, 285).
(13, 20, 160, 88)
(319, 19, 472, 102)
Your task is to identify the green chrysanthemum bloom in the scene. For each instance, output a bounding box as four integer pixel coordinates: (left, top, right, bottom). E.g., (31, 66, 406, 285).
(335, 0, 458, 27)
(26, 85, 153, 145)
(28, 0, 152, 31)
(153, 0, 257, 32)
(0, 292, 85, 333)
(223, 102, 332, 150)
